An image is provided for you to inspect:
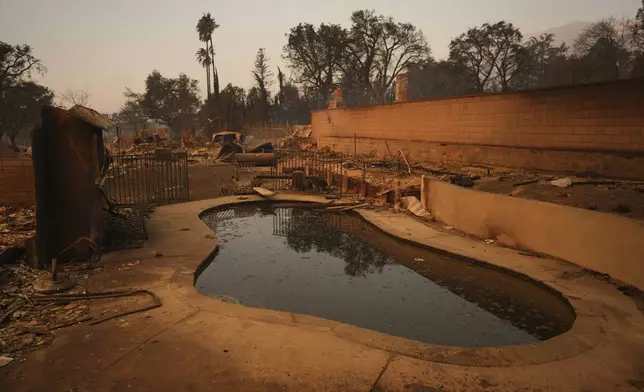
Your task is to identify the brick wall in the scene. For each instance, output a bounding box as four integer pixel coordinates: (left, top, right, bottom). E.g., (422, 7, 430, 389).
(321, 136, 644, 180)
(0, 158, 35, 205)
(312, 79, 644, 153)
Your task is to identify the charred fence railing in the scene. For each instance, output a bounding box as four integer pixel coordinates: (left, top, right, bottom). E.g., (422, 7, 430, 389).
(102, 151, 189, 206)
(208, 162, 260, 197)
(251, 150, 345, 195)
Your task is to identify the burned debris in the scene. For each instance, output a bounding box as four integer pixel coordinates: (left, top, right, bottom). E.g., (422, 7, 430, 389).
(1, 105, 165, 360)
(0, 262, 92, 356)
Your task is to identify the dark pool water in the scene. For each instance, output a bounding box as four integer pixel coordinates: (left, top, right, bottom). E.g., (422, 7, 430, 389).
(196, 203, 574, 347)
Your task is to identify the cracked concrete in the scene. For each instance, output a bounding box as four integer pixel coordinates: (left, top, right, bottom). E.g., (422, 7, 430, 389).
(1, 194, 643, 391)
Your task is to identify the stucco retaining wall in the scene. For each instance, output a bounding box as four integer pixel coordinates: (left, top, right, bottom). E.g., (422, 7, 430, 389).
(420, 176, 644, 290)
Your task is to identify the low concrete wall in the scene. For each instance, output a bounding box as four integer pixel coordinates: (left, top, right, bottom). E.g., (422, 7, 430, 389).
(420, 177, 644, 290)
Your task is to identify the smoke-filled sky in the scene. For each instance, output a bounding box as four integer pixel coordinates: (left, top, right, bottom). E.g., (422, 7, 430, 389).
(0, 0, 640, 113)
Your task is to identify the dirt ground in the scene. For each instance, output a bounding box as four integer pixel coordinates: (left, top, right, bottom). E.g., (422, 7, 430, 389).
(475, 176, 644, 220)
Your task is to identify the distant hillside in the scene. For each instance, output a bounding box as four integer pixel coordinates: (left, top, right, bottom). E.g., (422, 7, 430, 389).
(529, 21, 592, 46)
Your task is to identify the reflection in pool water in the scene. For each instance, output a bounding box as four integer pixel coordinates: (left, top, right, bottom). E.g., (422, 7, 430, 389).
(196, 203, 575, 347)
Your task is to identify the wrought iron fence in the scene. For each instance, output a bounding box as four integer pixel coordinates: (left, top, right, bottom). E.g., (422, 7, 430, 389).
(233, 162, 260, 193)
(102, 151, 189, 206)
(252, 150, 345, 194)
(206, 162, 262, 197)
(209, 163, 238, 196)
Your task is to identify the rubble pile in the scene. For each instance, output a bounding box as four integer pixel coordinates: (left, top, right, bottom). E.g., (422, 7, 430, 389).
(278, 125, 315, 151)
(106, 126, 315, 166)
(107, 134, 225, 164)
(181, 130, 213, 147)
(186, 145, 223, 164)
(0, 263, 92, 357)
(121, 139, 174, 154)
(0, 205, 35, 253)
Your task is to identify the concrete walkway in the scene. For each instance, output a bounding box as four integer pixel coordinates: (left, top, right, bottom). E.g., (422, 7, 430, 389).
(1, 195, 643, 392)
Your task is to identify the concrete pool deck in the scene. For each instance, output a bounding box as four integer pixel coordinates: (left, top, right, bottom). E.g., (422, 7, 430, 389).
(1, 194, 643, 391)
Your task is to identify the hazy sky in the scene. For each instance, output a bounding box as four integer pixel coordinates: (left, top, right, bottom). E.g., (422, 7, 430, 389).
(1, 0, 640, 113)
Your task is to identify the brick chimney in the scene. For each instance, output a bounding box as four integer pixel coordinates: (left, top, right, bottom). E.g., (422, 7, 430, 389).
(395, 73, 409, 102)
(328, 88, 343, 109)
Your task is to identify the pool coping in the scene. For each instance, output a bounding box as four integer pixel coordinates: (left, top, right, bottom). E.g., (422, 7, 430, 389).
(155, 194, 644, 368)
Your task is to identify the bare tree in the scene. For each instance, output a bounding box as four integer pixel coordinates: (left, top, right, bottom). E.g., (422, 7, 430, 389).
(371, 17, 430, 101)
(488, 22, 526, 91)
(58, 89, 91, 108)
(341, 10, 430, 104)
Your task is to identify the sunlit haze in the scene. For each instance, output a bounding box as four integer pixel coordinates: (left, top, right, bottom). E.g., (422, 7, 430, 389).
(0, 0, 639, 112)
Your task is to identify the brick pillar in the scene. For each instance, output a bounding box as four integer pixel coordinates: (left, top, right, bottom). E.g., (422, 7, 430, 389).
(395, 73, 409, 102)
(328, 88, 343, 109)
(334, 88, 343, 107)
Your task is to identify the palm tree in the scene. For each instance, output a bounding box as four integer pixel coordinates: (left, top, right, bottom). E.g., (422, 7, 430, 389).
(196, 13, 220, 99)
(195, 48, 212, 99)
